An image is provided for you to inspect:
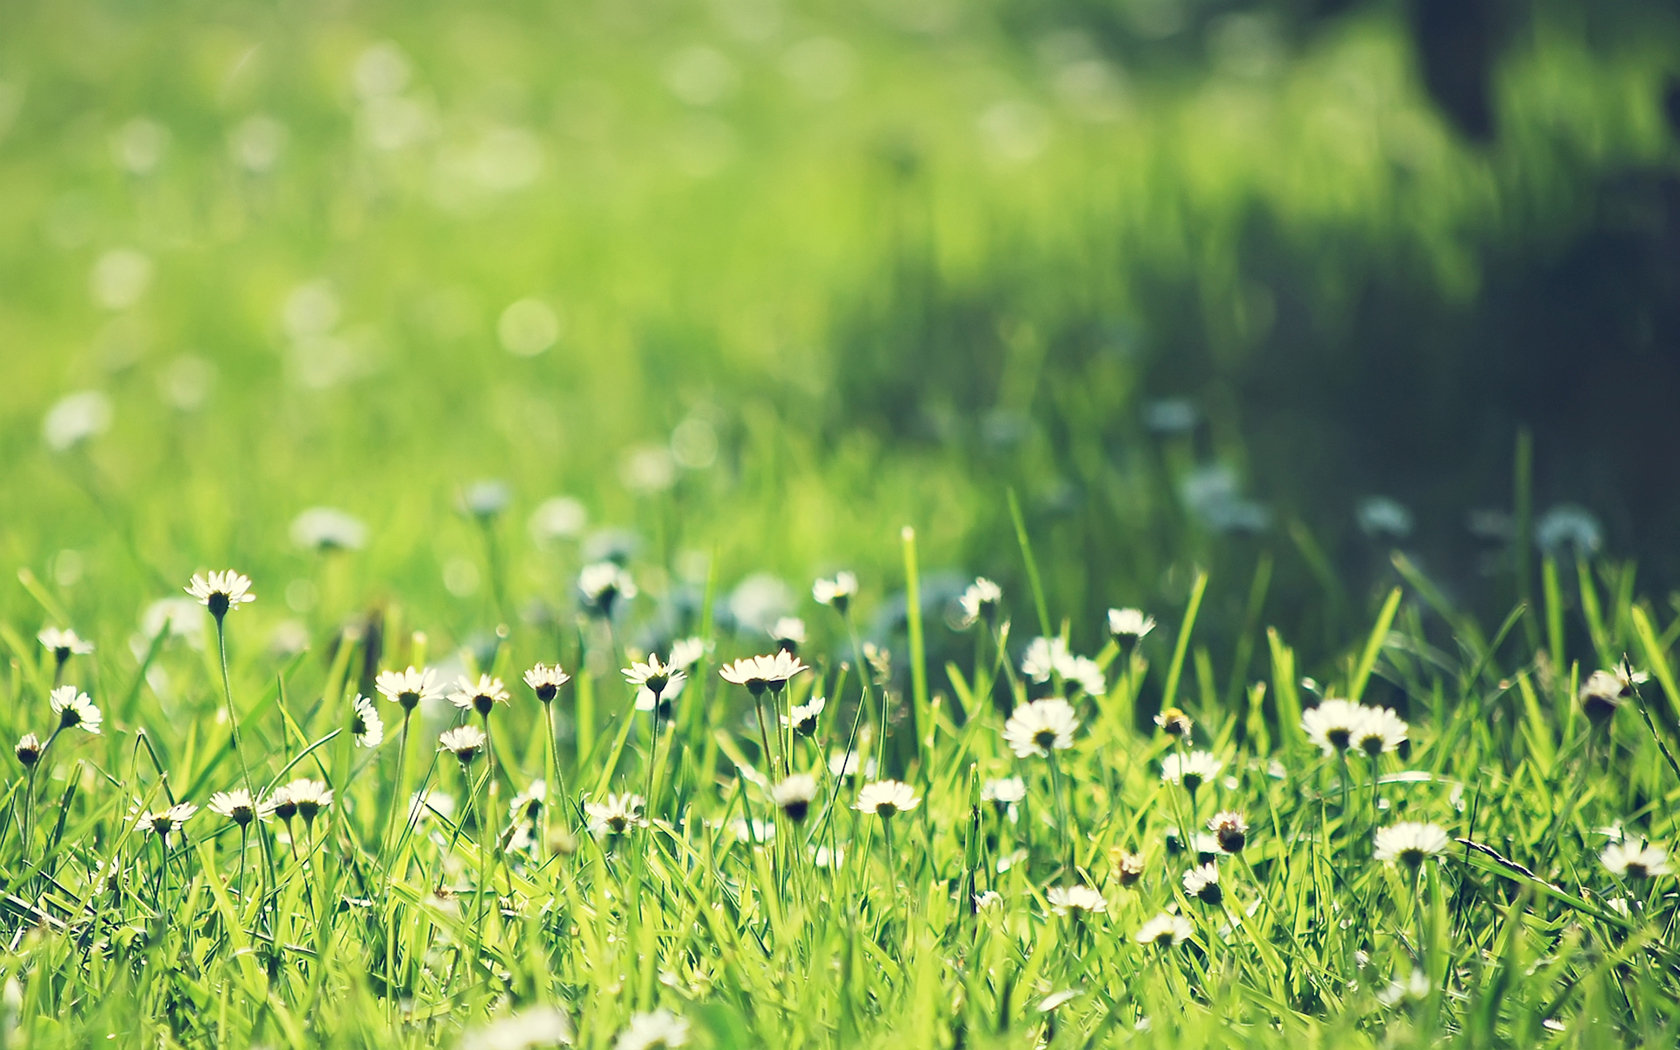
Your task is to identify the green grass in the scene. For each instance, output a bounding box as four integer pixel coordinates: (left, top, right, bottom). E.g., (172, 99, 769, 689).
(3, 1, 1680, 1046)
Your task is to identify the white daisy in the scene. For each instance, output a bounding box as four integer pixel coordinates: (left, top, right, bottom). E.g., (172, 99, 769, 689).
(1373, 822, 1451, 868)
(623, 655, 685, 702)
(1208, 811, 1249, 854)
(38, 627, 94, 661)
(668, 636, 709, 670)
(275, 778, 333, 825)
(1182, 863, 1222, 904)
(1352, 707, 1407, 757)
(585, 793, 646, 837)
(770, 774, 818, 822)
(578, 562, 636, 617)
(185, 570, 256, 617)
(634, 673, 685, 714)
(957, 578, 1003, 628)
(980, 775, 1027, 807)
(349, 694, 384, 748)
(855, 779, 920, 819)
(612, 1009, 689, 1050)
(1107, 607, 1156, 643)
(508, 780, 547, 824)
(1046, 884, 1107, 917)
(783, 695, 826, 737)
(1579, 670, 1628, 723)
(718, 656, 771, 695)
(140, 801, 199, 842)
(449, 674, 510, 718)
(769, 616, 806, 653)
(376, 666, 444, 712)
(14, 733, 42, 768)
(460, 1005, 575, 1050)
(1302, 698, 1367, 755)
(827, 749, 875, 780)
(1001, 697, 1080, 758)
(1154, 707, 1193, 738)
(438, 724, 488, 765)
(1135, 912, 1193, 947)
(208, 788, 273, 827)
(1111, 849, 1145, 887)
(1160, 750, 1222, 791)
(1601, 841, 1670, 879)
(522, 663, 571, 704)
(49, 685, 102, 735)
(812, 571, 859, 612)
(288, 507, 368, 552)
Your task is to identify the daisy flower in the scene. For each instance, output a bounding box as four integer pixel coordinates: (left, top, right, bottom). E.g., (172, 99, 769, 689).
(770, 774, 817, 823)
(1209, 811, 1249, 854)
(185, 570, 256, 618)
(438, 725, 488, 765)
(855, 779, 921, 819)
(613, 1009, 689, 1050)
(718, 656, 771, 696)
(1579, 670, 1629, 724)
(957, 578, 1003, 628)
(812, 571, 858, 612)
(1160, 750, 1222, 792)
(1110, 848, 1146, 888)
(623, 655, 685, 702)
(449, 674, 510, 718)
(1373, 822, 1451, 868)
(769, 616, 806, 654)
(980, 775, 1027, 808)
(1002, 697, 1081, 758)
(634, 673, 685, 715)
(461, 1006, 575, 1050)
(277, 779, 333, 825)
(522, 663, 571, 704)
(668, 636, 709, 670)
(1153, 706, 1193, 739)
(1352, 707, 1407, 758)
(141, 802, 199, 842)
(758, 650, 808, 692)
(783, 695, 826, 737)
(38, 627, 94, 663)
(585, 793, 646, 837)
(1107, 607, 1156, 643)
(376, 666, 444, 712)
(350, 694, 384, 748)
(1046, 884, 1107, 917)
(50, 685, 102, 735)
(1182, 863, 1222, 905)
(508, 780, 547, 824)
(1601, 840, 1670, 879)
(1135, 912, 1193, 948)
(208, 788, 272, 828)
(1302, 698, 1367, 755)
(827, 749, 874, 780)
(578, 561, 636, 618)
(14, 734, 43, 768)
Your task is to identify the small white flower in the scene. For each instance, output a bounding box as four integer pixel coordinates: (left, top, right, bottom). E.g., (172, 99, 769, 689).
(185, 570, 256, 616)
(376, 666, 444, 711)
(957, 578, 1003, 628)
(586, 793, 646, 837)
(350, 694, 384, 748)
(1160, 750, 1222, 791)
(973, 890, 1002, 911)
(1579, 670, 1630, 722)
(1373, 822, 1451, 868)
(812, 571, 858, 611)
(769, 616, 806, 651)
(1107, 607, 1156, 642)
(140, 802, 199, 841)
(612, 1009, 689, 1050)
(980, 775, 1027, 806)
(1001, 697, 1080, 758)
(1021, 637, 1104, 695)
(288, 507, 368, 552)
(522, 663, 571, 703)
(460, 1005, 575, 1050)
(1601, 840, 1670, 879)
(438, 724, 488, 764)
(49, 685, 102, 735)
(623, 655, 685, 701)
(508, 780, 548, 823)
(783, 695, 826, 737)
(855, 779, 920, 818)
(449, 674, 510, 717)
(14, 734, 43, 767)
(208, 788, 273, 827)
(1046, 884, 1107, 917)
(1302, 698, 1366, 755)
(730, 817, 776, 843)
(578, 562, 636, 617)
(1182, 862, 1222, 904)
(668, 637, 709, 669)
(1352, 707, 1407, 757)
(827, 749, 875, 780)
(770, 773, 818, 821)
(38, 627, 94, 660)
(274, 779, 333, 824)
(1209, 811, 1249, 853)
(1135, 912, 1193, 947)
(634, 673, 686, 713)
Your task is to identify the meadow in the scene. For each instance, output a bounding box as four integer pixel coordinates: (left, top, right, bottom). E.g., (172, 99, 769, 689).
(3, 0, 1680, 1047)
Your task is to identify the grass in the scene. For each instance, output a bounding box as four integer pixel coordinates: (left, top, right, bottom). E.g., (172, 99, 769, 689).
(3, 1, 1680, 1047)
(1, 542, 1678, 1048)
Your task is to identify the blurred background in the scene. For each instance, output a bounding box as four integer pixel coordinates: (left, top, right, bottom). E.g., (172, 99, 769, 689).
(2, 0, 1678, 664)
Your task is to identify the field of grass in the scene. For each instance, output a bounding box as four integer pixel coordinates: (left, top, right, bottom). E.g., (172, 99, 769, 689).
(3, 1, 1680, 1047)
